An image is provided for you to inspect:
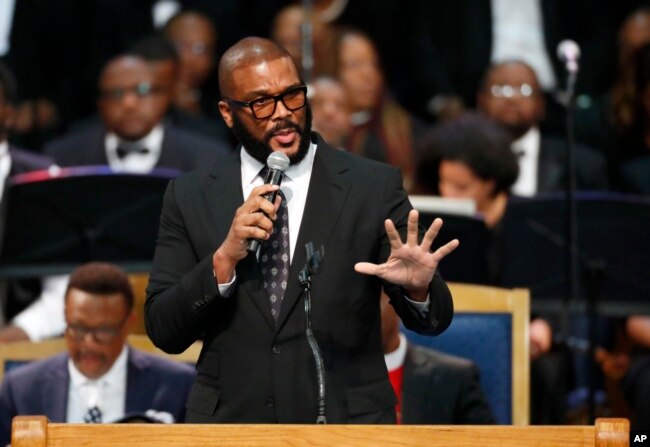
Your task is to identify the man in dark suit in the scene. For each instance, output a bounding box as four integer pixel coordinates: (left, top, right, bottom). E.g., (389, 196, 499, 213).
(381, 293, 494, 424)
(145, 37, 458, 424)
(477, 60, 608, 196)
(0, 262, 195, 446)
(44, 54, 228, 174)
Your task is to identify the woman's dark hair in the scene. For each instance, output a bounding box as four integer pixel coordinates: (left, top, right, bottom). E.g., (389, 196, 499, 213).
(414, 112, 519, 196)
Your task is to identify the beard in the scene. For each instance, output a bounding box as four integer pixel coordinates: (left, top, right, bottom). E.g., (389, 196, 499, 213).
(231, 103, 313, 166)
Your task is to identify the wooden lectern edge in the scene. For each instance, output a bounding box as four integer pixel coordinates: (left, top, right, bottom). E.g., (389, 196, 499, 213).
(11, 417, 630, 447)
(11, 415, 47, 447)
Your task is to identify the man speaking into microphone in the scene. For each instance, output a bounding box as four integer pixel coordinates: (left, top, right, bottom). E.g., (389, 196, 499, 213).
(145, 37, 459, 424)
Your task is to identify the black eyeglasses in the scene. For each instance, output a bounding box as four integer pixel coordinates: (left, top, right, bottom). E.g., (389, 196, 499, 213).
(100, 82, 162, 101)
(226, 85, 307, 119)
(65, 315, 129, 344)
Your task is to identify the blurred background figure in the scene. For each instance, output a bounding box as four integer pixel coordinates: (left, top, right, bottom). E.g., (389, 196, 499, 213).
(402, 0, 617, 130)
(163, 10, 218, 118)
(270, 3, 335, 81)
(322, 27, 422, 190)
(0, 262, 196, 446)
(44, 54, 227, 174)
(381, 292, 495, 425)
(0, 62, 54, 328)
(414, 113, 572, 424)
(308, 76, 350, 148)
(477, 60, 608, 197)
(129, 33, 230, 143)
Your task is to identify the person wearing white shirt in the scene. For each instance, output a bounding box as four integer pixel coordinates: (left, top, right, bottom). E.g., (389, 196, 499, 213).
(0, 263, 195, 446)
(477, 60, 608, 197)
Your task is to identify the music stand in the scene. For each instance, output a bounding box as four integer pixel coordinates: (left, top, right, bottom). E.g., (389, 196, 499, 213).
(499, 191, 650, 316)
(410, 196, 490, 285)
(0, 166, 178, 277)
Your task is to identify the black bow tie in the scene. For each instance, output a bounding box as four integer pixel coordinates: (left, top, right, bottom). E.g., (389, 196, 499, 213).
(116, 145, 150, 159)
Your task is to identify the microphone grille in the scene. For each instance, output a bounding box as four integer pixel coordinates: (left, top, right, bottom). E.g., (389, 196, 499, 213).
(557, 40, 581, 62)
(267, 152, 290, 171)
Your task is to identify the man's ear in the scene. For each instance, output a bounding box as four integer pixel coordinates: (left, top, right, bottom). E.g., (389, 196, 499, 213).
(218, 100, 234, 128)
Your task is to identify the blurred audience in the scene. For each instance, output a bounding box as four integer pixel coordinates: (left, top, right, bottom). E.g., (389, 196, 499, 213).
(163, 10, 219, 118)
(0, 62, 54, 327)
(381, 292, 495, 424)
(414, 113, 572, 424)
(129, 33, 231, 143)
(270, 3, 335, 80)
(402, 0, 617, 127)
(621, 316, 650, 429)
(0, 262, 195, 446)
(477, 60, 608, 196)
(44, 54, 228, 174)
(308, 76, 350, 148)
(323, 27, 422, 190)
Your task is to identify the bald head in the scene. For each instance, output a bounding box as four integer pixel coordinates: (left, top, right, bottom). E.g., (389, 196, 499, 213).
(218, 37, 295, 98)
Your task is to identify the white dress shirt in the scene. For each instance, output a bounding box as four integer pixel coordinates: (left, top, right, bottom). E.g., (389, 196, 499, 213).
(67, 346, 128, 423)
(0, 0, 16, 56)
(384, 333, 408, 372)
(510, 127, 541, 197)
(490, 0, 557, 91)
(105, 124, 164, 174)
(0, 141, 12, 203)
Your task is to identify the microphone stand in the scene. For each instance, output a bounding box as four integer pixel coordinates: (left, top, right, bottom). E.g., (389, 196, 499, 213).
(562, 61, 598, 422)
(298, 242, 326, 423)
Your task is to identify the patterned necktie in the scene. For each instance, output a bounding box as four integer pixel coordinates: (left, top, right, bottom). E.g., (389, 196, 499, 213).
(259, 168, 290, 322)
(83, 405, 102, 423)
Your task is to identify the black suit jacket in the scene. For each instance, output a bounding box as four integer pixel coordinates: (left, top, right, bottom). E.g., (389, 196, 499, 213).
(43, 123, 229, 173)
(401, 344, 495, 424)
(145, 135, 453, 424)
(1, 147, 53, 320)
(537, 136, 608, 193)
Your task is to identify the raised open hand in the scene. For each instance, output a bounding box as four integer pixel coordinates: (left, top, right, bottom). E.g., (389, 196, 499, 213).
(354, 209, 459, 300)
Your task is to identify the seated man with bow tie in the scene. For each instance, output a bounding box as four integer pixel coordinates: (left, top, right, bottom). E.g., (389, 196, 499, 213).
(0, 262, 195, 446)
(43, 54, 229, 174)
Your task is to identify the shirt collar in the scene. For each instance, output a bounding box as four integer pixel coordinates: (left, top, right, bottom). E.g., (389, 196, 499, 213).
(384, 333, 408, 372)
(0, 141, 8, 158)
(240, 141, 318, 187)
(68, 344, 129, 387)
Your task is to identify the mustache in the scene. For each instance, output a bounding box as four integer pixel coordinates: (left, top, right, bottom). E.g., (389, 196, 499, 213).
(264, 120, 302, 142)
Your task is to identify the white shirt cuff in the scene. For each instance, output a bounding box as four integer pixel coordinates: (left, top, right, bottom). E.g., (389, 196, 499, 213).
(404, 293, 430, 319)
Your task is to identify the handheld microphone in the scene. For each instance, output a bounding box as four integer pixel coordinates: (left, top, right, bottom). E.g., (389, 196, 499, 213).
(247, 151, 290, 253)
(557, 40, 581, 73)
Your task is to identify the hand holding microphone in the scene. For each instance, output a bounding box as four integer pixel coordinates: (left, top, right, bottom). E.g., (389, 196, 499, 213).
(213, 152, 290, 283)
(247, 152, 290, 253)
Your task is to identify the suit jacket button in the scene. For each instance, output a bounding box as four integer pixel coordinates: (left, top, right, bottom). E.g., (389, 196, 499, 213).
(272, 345, 280, 355)
(265, 398, 275, 408)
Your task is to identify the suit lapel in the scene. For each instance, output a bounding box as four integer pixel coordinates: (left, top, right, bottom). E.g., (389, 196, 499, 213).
(275, 140, 351, 331)
(125, 348, 144, 411)
(203, 151, 277, 330)
(42, 355, 70, 422)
